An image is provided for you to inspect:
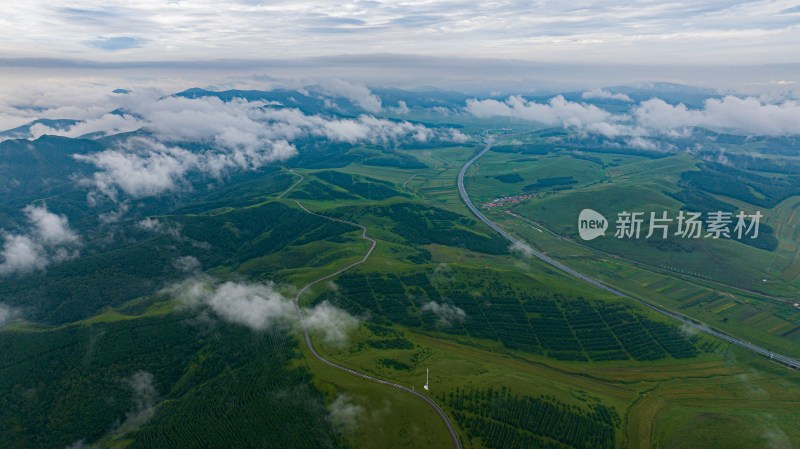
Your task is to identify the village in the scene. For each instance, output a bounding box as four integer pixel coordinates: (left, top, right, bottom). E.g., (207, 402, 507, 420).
(481, 193, 533, 209)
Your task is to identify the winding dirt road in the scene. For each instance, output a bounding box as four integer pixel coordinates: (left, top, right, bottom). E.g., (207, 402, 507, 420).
(293, 201, 463, 449)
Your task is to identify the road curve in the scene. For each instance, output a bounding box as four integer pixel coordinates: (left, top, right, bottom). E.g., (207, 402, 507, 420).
(293, 201, 463, 449)
(277, 169, 304, 199)
(458, 139, 800, 370)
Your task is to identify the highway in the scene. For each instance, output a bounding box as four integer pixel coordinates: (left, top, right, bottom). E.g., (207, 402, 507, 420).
(458, 138, 800, 370)
(294, 201, 463, 449)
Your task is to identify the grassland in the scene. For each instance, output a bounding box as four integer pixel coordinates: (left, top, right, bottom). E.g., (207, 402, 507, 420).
(455, 143, 800, 361)
(3, 134, 800, 449)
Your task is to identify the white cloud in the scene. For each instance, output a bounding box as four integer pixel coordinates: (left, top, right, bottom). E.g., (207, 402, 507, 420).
(634, 96, 800, 136)
(30, 112, 144, 140)
(0, 204, 80, 276)
(0, 83, 169, 142)
(174, 278, 358, 343)
(509, 241, 534, 257)
(0, 235, 49, 274)
(201, 281, 295, 332)
(316, 79, 382, 113)
(172, 256, 200, 273)
(420, 301, 466, 327)
(24, 204, 79, 246)
(466, 95, 614, 129)
(392, 100, 410, 115)
(136, 218, 162, 231)
(466, 94, 800, 139)
(51, 93, 455, 201)
(74, 138, 204, 200)
(98, 202, 131, 224)
(445, 128, 469, 143)
(624, 136, 658, 151)
(303, 300, 359, 346)
(581, 88, 633, 102)
(328, 393, 364, 432)
(114, 371, 158, 435)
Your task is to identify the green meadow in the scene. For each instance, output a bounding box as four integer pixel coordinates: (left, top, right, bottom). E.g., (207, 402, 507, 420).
(2, 131, 799, 449)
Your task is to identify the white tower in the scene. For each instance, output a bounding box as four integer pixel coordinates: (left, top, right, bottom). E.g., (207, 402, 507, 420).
(423, 368, 429, 391)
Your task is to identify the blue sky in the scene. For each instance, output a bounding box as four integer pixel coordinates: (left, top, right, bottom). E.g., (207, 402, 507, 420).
(1, 1, 798, 64)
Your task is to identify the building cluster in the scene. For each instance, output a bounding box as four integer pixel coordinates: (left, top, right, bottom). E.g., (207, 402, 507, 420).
(481, 194, 532, 209)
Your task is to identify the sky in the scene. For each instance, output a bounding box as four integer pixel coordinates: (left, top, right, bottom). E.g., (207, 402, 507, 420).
(1, 1, 799, 65)
(0, 1, 798, 131)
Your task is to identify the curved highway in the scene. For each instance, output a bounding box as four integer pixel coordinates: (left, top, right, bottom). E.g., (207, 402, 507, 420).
(294, 201, 463, 449)
(458, 139, 800, 370)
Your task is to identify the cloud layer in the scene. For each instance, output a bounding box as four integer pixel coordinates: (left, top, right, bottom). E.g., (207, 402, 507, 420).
(0, 204, 80, 276)
(466, 94, 800, 139)
(2, 1, 799, 65)
(27, 92, 458, 201)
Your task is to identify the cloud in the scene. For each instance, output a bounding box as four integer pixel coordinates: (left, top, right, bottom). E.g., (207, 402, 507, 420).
(189, 280, 295, 332)
(679, 323, 699, 338)
(86, 36, 146, 51)
(2, 1, 799, 66)
(174, 278, 358, 343)
(465, 95, 614, 129)
(0, 204, 81, 276)
(509, 241, 534, 257)
(136, 218, 161, 231)
(420, 301, 466, 327)
(634, 96, 800, 136)
(24, 203, 80, 246)
(30, 111, 144, 139)
(136, 217, 182, 239)
(0, 303, 22, 327)
(98, 201, 130, 224)
(466, 94, 800, 139)
(47, 93, 455, 202)
(328, 393, 364, 432)
(445, 128, 469, 143)
(117, 371, 158, 433)
(172, 256, 200, 273)
(392, 100, 410, 114)
(303, 300, 359, 346)
(74, 138, 204, 200)
(581, 88, 633, 102)
(316, 79, 382, 113)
